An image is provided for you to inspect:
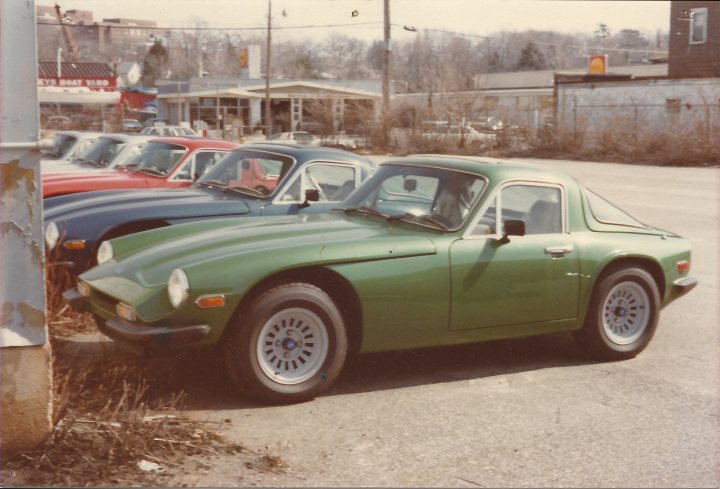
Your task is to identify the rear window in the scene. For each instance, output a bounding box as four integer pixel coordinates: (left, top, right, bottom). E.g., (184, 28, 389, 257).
(586, 189, 647, 228)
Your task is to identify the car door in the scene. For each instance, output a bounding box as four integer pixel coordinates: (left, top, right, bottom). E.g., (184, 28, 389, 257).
(449, 182, 580, 330)
(261, 161, 362, 216)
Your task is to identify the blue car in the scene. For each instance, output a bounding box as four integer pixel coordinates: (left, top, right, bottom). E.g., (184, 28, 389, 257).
(44, 143, 374, 277)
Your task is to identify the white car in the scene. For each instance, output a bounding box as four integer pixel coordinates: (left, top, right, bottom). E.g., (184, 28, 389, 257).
(268, 131, 360, 150)
(41, 131, 102, 166)
(140, 125, 197, 137)
(41, 134, 156, 174)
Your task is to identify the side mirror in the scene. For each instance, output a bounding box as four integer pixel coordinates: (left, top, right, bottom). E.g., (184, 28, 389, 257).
(300, 188, 320, 208)
(499, 219, 525, 244)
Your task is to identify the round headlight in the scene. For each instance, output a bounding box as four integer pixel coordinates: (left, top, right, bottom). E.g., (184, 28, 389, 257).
(45, 222, 60, 251)
(96, 241, 114, 265)
(168, 269, 190, 308)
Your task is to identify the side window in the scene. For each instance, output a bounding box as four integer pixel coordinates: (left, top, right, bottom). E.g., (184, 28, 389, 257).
(502, 184, 562, 235)
(279, 163, 357, 202)
(75, 140, 94, 156)
(174, 150, 224, 180)
(689, 8, 708, 44)
(306, 164, 356, 201)
(476, 184, 562, 236)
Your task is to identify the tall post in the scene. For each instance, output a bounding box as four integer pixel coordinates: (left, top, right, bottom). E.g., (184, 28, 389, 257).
(265, 0, 272, 138)
(382, 0, 391, 148)
(57, 47, 62, 80)
(1, 0, 54, 457)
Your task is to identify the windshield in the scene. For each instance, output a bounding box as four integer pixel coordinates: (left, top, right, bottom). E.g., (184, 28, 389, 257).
(120, 141, 187, 176)
(75, 137, 126, 167)
(42, 134, 76, 158)
(196, 149, 294, 197)
(341, 164, 486, 230)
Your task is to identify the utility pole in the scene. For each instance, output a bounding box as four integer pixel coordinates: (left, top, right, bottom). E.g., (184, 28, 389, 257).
(382, 0, 391, 148)
(265, 0, 272, 138)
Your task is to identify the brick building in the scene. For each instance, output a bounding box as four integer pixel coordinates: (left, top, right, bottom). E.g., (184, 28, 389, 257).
(668, 1, 720, 77)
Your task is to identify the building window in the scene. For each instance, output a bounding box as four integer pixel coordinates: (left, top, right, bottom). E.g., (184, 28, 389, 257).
(689, 8, 708, 44)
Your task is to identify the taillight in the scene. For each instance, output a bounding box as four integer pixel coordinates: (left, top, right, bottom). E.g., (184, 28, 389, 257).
(676, 260, 690, 272)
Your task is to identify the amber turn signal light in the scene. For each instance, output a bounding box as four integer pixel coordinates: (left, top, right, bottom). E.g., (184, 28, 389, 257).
(195, 295, 225, 309)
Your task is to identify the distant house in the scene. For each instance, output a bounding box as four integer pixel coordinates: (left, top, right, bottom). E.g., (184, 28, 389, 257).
(668, 1, 720, 77)
(116, 61, 142, 87)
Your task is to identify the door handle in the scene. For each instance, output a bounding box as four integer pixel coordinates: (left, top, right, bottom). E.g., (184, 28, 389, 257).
(545, 245, 573, 257)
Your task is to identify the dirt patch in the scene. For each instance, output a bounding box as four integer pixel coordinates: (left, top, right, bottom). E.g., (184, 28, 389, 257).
(0, 298, 285, 488)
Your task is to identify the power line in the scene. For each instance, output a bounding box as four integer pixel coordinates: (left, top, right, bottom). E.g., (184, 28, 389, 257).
(36, 21, 383, 31)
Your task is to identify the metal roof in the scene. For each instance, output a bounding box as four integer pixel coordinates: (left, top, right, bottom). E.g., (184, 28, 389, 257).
(472, 64, 669, 90)
(38, 62, 115, 79)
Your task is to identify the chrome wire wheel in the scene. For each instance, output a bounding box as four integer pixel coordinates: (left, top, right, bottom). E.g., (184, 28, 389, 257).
(256, 307, 329, 385)
(601, 281, 650, 345)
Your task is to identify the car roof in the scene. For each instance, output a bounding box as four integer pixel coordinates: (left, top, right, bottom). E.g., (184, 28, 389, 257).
(387, 154, 578, 186)
(55, 130, 103, 138)
(148, 136, 239, 150)
(98, 133, 157, 143)
(236, 142, 372, 164)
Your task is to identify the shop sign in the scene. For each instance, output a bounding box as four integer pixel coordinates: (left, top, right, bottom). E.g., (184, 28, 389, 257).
(39, 77, 116, 89)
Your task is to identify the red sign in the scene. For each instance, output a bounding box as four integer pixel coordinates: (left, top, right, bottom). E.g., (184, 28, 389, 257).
(39, 77, 116, 90)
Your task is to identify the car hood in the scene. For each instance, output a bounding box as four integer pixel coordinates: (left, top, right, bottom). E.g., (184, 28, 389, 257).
(83, 213, 438, 289)
(41, 160, 99, 174)
(44, 187, 252, 225)
(42, 169, 168, 197)
(42, 169, 150, 185)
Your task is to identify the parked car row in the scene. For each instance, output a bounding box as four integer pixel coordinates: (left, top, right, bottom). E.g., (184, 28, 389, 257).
(42, 130, 697, 406)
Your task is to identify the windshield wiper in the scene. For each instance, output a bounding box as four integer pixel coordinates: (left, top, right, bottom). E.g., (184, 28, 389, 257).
(136, 168, 165, 176)
(386, 212, 449, 230)
(197, 180, 228, 188)
(340, 206, 387, 218)
(224, 185, 265, 197)
(115, 163, 139, 170)
(79, 159, 103, 168)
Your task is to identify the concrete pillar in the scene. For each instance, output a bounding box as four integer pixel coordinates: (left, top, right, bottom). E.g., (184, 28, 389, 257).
(249, 99, 262, 130)
(290, 98, 302, 131)
(0, 0, 54, 457)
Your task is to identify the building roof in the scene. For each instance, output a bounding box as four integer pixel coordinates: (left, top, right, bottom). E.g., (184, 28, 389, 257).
(472, 64, 668, 90)
(38, 62, 115, 79)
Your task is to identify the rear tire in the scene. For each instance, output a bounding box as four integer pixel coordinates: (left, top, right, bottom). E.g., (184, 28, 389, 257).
(223, 283, 347, 404)
(574, 267, 660, 361)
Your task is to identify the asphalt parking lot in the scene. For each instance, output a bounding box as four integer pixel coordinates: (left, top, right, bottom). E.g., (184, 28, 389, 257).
(150, 157, 720, 487)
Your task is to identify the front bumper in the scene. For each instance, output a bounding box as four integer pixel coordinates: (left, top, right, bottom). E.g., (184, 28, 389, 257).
(62, 287, 211, 349)
(673, 276, 698, 295)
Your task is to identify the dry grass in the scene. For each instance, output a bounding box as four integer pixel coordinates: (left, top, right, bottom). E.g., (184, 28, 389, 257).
(388, 124, 720, 167)
(0, 271, 285, 487)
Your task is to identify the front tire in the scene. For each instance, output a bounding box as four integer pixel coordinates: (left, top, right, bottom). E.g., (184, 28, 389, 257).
(223, 283, 348, 404)
(574, 267, 660, 361)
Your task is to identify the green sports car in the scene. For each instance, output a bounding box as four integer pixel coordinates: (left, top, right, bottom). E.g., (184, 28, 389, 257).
(64, 155, 698, 404)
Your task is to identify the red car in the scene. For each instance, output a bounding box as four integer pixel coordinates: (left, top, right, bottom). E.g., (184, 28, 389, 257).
(42, 137, 238, 198)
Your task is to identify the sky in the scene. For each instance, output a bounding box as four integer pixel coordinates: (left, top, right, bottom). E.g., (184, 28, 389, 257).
(37, 0, 671, 43)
